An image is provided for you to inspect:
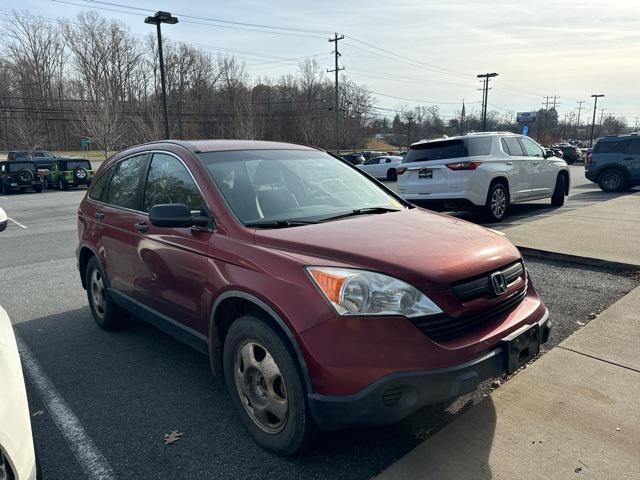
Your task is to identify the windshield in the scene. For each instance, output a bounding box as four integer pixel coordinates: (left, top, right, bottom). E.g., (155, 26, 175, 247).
(65, 160, 92, 170)
(7, 162, 36, 172)
(199, 149, 404, 225)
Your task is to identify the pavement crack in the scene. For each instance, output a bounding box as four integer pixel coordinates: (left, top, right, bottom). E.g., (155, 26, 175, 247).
(557, 346, 640, 374)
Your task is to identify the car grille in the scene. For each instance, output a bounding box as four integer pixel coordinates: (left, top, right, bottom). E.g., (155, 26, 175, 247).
(451, 261, 524, 302)
(410, 288, 527, 342)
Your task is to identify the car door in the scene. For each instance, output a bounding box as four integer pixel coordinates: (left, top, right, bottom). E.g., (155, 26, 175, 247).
(97, 153, 149, 295)
(500, 136, 531, 200)
(518, 136, 549, 197)
(361, 157, 381, 177)
(132, 151, 213, 333)
(624, 138, 640, 182)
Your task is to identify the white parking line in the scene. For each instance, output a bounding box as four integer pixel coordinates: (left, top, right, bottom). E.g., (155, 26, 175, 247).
(8, 217, 28, 229)
(16, 337, 116, 480)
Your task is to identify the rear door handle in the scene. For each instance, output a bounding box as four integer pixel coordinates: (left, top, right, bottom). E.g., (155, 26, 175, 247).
(95, 211, 104, 220)
(134, 222, 148, 233)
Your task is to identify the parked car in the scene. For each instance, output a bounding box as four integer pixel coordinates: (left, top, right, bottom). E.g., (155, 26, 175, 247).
(555, 144, 582, 164)
(396, 133, 570, 221)
(356, 155, 403, 180)
(0, 207, 39, 480)
(7, 150, 58, 169)
(77, 139, 551, 455)
(341, 153, 365, 165)
(47, 158, 94, 190)
(585, 134, 640, 192)
(0, 161, 44, 194)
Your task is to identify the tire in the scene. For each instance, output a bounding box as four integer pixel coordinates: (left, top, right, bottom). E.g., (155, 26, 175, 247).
(59, 179, 67, 191)
(386, 168, 397, 181)
(223, 315, 316, 456)
(34, 184, 43, 193)
(551, 174, 565, 207)
(1, 182, 10, 195)
(483, 181, 509, 222)
(598, 169, 626, 192)
(85, 256, 128, 330)
(43, 177, 49, 190)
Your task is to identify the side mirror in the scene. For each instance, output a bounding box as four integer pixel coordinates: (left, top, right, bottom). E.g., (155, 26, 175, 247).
(544, 150, 555, 159)
(149, 203, 208, 228)
(0, 207, 7, 233)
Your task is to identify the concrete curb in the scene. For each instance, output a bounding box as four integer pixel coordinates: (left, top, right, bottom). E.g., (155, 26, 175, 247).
(517, 246, 640, 272)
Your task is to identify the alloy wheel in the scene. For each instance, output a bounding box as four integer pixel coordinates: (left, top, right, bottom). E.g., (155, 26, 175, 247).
(491, 187, 507, 218)
(90, 269, 106, 319)
(234, 340, 288, 434)
(602, 172, 622, 191)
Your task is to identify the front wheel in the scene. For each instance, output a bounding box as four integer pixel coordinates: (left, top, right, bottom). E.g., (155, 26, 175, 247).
(223, 315, 315, 456)
(551, 174, 565, 207)
(483, 182, 509, 222)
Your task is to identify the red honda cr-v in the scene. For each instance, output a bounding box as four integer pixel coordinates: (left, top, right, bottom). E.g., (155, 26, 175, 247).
(77, 140, 550, 455)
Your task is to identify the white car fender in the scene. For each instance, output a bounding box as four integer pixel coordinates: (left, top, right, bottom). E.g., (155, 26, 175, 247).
(0, 305, 37, 480)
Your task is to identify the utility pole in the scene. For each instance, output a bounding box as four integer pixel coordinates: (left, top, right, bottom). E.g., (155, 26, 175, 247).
(633, 117, 639, 132)
(589, 94, 605, 147)
(575, 100, 585, 139)
(328, 33, 344, 154)
(406, 115, 414, 148)
(540, 96, 552, 139)
(477, 72, 498, 131)
(145, 11, 179, 140)
(177, 100, 184, 139)
(599, 108, 606, 125)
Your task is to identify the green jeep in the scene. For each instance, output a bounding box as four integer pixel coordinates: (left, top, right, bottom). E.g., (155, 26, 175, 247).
(47, 159, 94, 190)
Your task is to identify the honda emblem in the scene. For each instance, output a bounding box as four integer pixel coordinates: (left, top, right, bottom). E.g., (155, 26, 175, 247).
(490, 271, 508, 296)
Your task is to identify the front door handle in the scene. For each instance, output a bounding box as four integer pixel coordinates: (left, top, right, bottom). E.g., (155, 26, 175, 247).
(95, 211, 104, 220)
(623, 157, 634, 161)
(506, 161, 513, 166)
(134, 222, 148, 233)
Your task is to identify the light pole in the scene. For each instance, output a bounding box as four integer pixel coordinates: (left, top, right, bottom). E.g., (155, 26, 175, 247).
(145, 11, 178, 140)
(589, 94, 604, 147)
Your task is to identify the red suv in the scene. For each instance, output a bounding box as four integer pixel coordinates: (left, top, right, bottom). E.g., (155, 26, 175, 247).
(77, 140, 550, 455)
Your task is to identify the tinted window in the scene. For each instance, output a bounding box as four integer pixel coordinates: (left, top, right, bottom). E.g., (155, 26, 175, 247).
(365, 157, 381, 165)
(594, 139, 627, 154)
(466, 137, 493, 156)
(519, 137, 544, 157)
(65, 160, 92, 170)
(503, 137, 525, 156)
(89, 166, 114, 202)
(143, 153, 203, 213)
(106, 155, 146, 209)
(403, 140, 466, 163)
(626, 139, 640, 154)
(7, 162, 36, 172)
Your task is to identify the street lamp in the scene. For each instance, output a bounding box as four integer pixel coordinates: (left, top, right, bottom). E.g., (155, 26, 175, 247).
(589, 94, 605, 148)
(145, 11, 178, 140)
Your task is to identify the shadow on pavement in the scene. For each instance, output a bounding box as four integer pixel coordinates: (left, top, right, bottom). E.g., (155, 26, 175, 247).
(16, 307, 492, 480)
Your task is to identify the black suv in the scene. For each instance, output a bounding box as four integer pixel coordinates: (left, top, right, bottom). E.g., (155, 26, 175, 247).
(585, 134, 640, 192)
(7, 150, 58, 169)
(0, 161, 44, 194)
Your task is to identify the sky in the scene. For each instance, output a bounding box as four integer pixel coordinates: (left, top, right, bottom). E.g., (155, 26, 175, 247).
(3, 0, 640, 125)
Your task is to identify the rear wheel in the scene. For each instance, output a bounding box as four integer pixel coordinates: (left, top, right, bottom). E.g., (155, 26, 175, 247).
(551, 174, 565, 207)
(85, 256, 128, 330)
(1, 182, 10, 195)
(223, 315, 315, 456)
(483, 182, 509, 222)
(386, 168, 397, 181)
(598, 169, 626, 192)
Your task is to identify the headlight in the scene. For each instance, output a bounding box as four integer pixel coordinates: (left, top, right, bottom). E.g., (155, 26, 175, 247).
(306, 267, 442, 317)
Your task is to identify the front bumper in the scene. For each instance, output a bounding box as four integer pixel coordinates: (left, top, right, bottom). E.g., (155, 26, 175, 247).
(308, 310, 550, 430)
(585, 170, 597, 182)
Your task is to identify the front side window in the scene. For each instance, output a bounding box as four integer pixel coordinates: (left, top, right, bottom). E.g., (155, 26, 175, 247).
(89, 165, 114, 202)
(143, 153, 204, 213)
(199, 149, 403, 224)
(106, 155, 146, 210)
(519, 137, 544, 158)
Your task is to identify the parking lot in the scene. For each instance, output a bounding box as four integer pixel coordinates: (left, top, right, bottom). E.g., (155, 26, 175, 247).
(1, 172, 637, 479)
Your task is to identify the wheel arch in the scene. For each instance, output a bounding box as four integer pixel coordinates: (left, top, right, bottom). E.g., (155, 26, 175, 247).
(78, 244, 101, 290)
(488, 174, 511, 201)
(208, 291, 314, 394)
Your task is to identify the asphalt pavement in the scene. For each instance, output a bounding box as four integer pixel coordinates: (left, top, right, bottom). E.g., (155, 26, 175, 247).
(0, 183, 637, 480)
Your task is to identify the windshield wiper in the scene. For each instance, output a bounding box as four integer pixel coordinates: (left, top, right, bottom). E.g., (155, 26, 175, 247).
(319, 206, 402, 222)
(245, 219, 318, 229)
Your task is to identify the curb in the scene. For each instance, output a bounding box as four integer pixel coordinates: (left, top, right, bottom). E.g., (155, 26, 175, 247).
(517, 246, 640, 273)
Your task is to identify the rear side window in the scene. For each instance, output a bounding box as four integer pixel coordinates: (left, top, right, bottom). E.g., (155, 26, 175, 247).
(502, 137, 525, 156)
(89, 166, 114, 202)
(142, 153, 203, 213)
(594, 139, 627, 154)
(403, 140, 466, 163)
(106, 155, 146, 210)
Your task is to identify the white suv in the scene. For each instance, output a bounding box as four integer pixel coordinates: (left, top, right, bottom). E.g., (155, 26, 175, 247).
(396, 132, 570, 221)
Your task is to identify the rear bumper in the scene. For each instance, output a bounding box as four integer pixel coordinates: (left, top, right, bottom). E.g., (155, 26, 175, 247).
(308, 309, 550, 430)
(399, 190, 486, 208)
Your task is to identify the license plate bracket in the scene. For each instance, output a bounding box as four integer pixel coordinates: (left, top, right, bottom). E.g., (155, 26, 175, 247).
(419, 168, 433, 179)
(501, 324, 540, 374)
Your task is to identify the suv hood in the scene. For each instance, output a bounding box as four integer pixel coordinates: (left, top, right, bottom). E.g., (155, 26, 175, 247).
(253, 209, 521, 291)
